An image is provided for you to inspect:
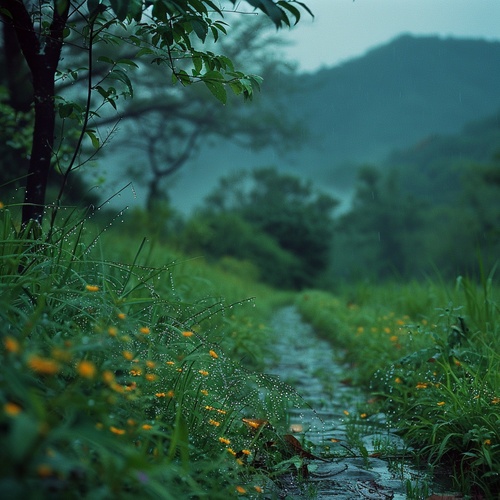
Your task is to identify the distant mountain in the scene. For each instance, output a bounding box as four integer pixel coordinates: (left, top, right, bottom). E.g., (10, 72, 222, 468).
(97, 34, 500, 213)
(385, 110, 500, 204)
(294, 34, 500, 171)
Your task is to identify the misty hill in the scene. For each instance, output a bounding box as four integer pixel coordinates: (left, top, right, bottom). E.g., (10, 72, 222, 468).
(293, 34, 500, 179)
(385, 110, 500, 204)
(98, 34, 500, 213)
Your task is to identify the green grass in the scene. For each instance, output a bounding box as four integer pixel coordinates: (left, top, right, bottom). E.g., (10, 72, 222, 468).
(0, 207, 298, 499)
(3, 202, 500, 498)
(296, 279, 500, 497)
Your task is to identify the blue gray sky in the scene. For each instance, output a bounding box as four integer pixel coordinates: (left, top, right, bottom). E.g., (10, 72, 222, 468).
(280, 0, 500, 72)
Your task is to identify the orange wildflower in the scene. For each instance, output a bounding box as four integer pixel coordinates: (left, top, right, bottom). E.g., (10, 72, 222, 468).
(77, 360, 96, 379)
(28, 355, 60, 375)
(4, 336, 20, 353)
(4, 402, 22, 416)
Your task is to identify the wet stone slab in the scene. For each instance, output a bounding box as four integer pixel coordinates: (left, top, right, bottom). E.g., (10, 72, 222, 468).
(264, 306, 435, 499)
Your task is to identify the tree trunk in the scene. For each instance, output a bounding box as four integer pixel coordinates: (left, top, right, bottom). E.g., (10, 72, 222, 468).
(1, 0, 70, 228)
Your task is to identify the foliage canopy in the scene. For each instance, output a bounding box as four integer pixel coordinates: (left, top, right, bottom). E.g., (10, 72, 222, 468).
(0, 0, 312, 228)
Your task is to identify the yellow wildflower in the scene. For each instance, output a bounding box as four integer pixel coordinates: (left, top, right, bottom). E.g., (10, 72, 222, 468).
(219, 437, 231, 445)
(236, 486, 246, 494)
(484, 439, 492, 446)
(254, 486, 263, 493)
(108, 326, 118, 336)
(122, 350, 134, 361)
(199, 370, 209, 376)
(416, 382, 428, 389)
(110, 426, 126, 435)
(142, 424, 153, 430)
(4, 336, 20, 353)
(117, 312, 126, 320)
(209, 349, 218, 359)
(394, 377, 403, 384)
(437, 401, 446, 406)
(28, 355, 60, 375)
(77, 360, 96, 379)
(155, 392, 166, 398)
(182, 331, 194, 337)
(166, 390, 175, 398)
(85, 284, 99, 292)
(208, 419, 220, 427)
(139, 326, 150, 335)
(241, 449, 251, 455)
(145, 373, 156, 382)
(4, 402, 22, 416)
(146, 360, 156, 368)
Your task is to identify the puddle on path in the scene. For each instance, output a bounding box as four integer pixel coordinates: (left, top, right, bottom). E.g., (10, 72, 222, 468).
(265, 307, 437, 499)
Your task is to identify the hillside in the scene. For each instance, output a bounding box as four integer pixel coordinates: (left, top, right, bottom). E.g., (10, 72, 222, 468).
(96, 35, 500, 213)
(385, 111, 500, 204)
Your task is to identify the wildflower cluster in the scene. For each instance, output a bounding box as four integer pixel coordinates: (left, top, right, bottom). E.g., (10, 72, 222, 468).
(0, 213, 285, 498)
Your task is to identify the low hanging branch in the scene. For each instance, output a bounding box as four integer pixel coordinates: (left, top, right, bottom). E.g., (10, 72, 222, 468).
(0, 0, 312, 233)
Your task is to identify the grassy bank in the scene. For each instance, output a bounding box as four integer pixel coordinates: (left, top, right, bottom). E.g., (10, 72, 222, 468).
(0, 208, 297, 499)
(296, 279, 500, 497)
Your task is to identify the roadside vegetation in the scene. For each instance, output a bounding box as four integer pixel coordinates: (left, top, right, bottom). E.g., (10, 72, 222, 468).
(296, 276, 500, 497)
(0, 205, 303, 498)
(2, 1, 500, 498)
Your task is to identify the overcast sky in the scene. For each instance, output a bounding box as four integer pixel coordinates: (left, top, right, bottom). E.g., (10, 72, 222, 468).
(279, 0, 500, 72)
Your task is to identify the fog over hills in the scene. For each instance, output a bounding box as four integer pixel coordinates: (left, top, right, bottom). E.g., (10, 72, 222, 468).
(96, 34, 500, 214)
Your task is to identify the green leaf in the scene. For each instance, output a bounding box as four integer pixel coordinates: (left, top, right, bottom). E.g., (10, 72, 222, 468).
(203, 70, 224, 81)
(55, 0, 69, 15)
(97, 56, 115, 65)
(245, 0, 287, 28)
(192, 55, 203, 75)
(191, 19, 208, 41)
(108, 69, 134, 97)
(58, 103, 74, 118)
(188, 0, 208, 15)
(85, 129, 100, 149)
(175, 70, 191, 86)
(109, 0, 130, 20)
(277, 1, 301, 25)
(117, 58, 139, 68)
(204, 80, 227, 104)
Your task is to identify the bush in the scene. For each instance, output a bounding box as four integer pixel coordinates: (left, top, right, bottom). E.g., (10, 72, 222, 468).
(177, 212, 305, 288)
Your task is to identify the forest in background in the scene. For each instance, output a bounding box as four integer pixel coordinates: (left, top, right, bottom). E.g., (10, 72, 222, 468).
(2, 32, 500, 288)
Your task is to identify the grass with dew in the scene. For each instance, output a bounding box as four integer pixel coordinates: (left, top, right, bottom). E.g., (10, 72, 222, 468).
(296, 277, 500, 497)
(0, 206, 301, 499)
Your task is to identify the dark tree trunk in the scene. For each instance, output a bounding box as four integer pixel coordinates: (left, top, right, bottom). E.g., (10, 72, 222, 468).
(1, 0, 70, 228)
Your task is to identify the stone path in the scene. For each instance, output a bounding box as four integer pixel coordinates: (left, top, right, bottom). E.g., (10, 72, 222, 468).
(266, 307, 436, 499)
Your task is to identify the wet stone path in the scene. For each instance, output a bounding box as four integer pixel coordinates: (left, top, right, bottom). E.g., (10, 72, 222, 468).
(265, 307, 430, 499)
